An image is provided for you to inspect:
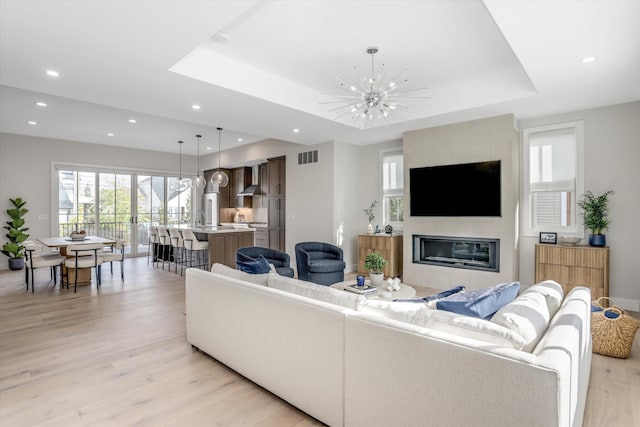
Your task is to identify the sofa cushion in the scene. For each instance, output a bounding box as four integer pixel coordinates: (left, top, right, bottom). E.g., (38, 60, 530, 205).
(308, 259, 347, 273)
(436, 281, 520, 319)
(268, 273, 363, 310)
(521, 280, 564, 318)
(210, 263, 270, 286)
(357, 299, 527, 350)
(237, 255, 271, 274)
(490, 290, 551, 352)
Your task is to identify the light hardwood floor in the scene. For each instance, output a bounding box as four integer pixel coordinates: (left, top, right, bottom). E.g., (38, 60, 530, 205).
(1, 258, 638, 426)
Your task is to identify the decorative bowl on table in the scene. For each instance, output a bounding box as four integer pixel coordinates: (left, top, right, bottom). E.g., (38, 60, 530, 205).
(558, 235, 581, 245)
(70, 230, 87, 241)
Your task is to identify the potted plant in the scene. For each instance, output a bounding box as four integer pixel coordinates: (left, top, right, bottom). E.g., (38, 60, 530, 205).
(364, 251, 387, 286)
(2, 197, 30, 270)
(578, 190, 613, 247)
(363, 200, 377, 234)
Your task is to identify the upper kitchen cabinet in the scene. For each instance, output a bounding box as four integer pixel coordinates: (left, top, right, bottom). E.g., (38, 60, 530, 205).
(231, 167, 253, 209)
(205, 168, 232, 208)
(267, 156, 286, 196)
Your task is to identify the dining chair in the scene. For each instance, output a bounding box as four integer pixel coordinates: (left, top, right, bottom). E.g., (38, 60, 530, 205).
(101, 240, 125, 280)
(168, 229, 185, 275)
(24, 242, 66, 293)
(181, 229, 209, 270)
(64, 243, 104, 293)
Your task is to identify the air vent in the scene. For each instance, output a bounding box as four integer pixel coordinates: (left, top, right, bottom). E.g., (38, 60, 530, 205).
(297, 150, 319, 165)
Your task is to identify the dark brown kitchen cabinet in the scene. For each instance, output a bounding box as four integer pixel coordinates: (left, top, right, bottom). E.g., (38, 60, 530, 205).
(267, 156, 286, 196)
(268, 197, 285, 252)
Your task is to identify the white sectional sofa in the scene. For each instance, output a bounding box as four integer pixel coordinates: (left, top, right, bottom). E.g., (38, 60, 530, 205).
(185, 265, 592, 427)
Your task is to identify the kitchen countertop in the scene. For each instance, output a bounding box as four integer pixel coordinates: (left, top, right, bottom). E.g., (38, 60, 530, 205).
(168, 225, 256, 234)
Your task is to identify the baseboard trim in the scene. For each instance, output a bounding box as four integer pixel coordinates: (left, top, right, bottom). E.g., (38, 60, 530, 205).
(611, 297, 640, 312)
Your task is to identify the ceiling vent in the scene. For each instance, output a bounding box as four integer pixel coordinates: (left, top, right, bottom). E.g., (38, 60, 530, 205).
(298, 150, 318, 165)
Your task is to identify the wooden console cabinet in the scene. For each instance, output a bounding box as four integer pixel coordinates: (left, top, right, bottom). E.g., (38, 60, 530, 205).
(534, 244, 609, 299)
(358, 234, 403, 278)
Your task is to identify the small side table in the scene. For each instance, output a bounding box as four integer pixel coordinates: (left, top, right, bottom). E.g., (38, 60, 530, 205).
(331, 280, 416, 300)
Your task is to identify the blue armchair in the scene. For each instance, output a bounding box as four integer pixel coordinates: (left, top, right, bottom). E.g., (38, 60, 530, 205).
(295, 242, 345, 286)
(236, 246, 295, 278)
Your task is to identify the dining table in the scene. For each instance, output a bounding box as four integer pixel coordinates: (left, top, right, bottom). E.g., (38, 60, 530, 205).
(37, 236, 117, 287)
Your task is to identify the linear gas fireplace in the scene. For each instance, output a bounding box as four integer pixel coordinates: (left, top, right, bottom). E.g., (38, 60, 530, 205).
(413, 235, 500, 273)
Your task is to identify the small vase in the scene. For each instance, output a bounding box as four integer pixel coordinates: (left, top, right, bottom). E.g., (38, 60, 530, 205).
(367, 223, 374, 234)
(589, 234, 606, 247)
(370, 272, 384, 287)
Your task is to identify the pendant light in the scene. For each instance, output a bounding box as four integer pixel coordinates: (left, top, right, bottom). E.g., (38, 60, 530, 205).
(210, 127, 229, 190)
(177, 140, 184, 223)
(191, 134, 206, 190)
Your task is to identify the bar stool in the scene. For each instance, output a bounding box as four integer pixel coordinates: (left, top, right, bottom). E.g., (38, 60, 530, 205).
(168, 228, 185, 275)
(148, 227, 158, 267)
(181, 229, 209, 270)
(156, 227, 170, 270)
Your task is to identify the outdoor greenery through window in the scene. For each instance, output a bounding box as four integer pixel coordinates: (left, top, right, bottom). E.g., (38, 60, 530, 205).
(381, 149, 404, 227)
(522, 121, 584, 235)
(56, 167, 191, 256)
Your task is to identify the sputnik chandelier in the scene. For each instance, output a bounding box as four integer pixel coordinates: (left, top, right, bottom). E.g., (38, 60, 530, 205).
(325, 46, 428, 127)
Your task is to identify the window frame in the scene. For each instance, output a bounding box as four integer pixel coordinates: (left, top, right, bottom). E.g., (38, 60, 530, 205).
(379, 148, 404, 230)
(522, 120, 584, 237)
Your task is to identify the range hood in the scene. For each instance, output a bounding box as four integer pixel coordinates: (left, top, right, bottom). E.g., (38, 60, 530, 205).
(237, 165, 261, 196)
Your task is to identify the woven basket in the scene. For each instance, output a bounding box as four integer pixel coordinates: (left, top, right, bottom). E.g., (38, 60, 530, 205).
(591, 302, 639, 359)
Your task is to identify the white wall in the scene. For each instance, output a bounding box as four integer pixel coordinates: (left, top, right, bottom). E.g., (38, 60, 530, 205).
(402, 114, 520, 290)
(518, 101, 640, 311)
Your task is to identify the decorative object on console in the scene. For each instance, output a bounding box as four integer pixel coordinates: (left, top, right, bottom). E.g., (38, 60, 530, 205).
(384, 224, 393, 234)
(539, 232, 557, 244)
(210, 127, 229, 192)
(558, 235, 581, 245)
(578, 190, 613, 247)
(386, 277, 401, 292)
(323, 46, 428, 127)
(363, 200, 377, 234)
(364, 251, 387, 287)
(2, 197, 29, 270)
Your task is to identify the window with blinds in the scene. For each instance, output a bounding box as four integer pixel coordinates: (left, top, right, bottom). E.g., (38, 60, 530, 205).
(381, 149, 404, 227)
(523, 121, 584, 235)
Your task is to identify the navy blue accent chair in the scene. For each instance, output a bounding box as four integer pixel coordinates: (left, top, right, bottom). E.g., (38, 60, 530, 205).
(295, 242, 345, 286)
(236, 246, 295, 278)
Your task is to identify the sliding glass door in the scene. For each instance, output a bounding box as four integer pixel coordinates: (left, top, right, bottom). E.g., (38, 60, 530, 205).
(56, 167, 192, 257)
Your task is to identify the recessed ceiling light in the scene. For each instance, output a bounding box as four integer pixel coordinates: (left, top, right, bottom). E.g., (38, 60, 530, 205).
(106, 132, 114, 136)
(36, 102, 47, 107)
(206, 146, 212, 150)
(27, 121, 37, 125)
(192, 105, 201, 110)
(128, 119, 137, 123)
(237, 138, 243, 142)
(46, 70, 59, 77)
(581, 56, 596, 63)
(293, 128, 300, 133)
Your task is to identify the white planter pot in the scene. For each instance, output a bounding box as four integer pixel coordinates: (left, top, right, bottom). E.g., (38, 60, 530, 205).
(369, 272, 384, 287)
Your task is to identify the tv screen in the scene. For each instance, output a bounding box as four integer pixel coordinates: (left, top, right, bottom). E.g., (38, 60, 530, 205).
(410, 160, 501, 217)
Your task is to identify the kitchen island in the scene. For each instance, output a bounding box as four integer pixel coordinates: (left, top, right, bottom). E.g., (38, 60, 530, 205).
(170, 225, 255, 269)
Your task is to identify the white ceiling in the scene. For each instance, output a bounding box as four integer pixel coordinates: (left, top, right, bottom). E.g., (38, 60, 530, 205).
(1, 0, 639, 156)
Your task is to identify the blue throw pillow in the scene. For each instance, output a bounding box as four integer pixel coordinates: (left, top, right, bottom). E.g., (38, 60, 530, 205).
(236, 255, 271, 274)
(436, 281, 520, 319)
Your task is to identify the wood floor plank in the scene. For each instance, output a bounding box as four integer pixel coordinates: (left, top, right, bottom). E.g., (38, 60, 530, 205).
(1, 258, 638, 426)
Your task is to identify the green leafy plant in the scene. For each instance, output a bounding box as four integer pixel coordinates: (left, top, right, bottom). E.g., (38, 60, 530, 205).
(578, 190, 613, 235)
(364, 251, 387, 274)
(2, 197, 30, 259)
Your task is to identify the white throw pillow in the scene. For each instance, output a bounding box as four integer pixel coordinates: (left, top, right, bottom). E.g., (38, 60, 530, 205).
(521, 280, 564, 318)
(267, 274, 363, 310)
(491, 291, 551, 352)
(358, 299, 527, 350)
(210, 263, 270, 286)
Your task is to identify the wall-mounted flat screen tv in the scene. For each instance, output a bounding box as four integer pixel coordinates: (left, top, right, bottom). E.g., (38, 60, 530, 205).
(410, 160, 501, 217)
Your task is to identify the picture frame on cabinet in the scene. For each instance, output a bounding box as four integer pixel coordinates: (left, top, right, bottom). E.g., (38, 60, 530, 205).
(539, 232, 557, 244)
